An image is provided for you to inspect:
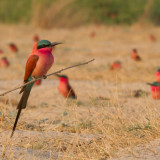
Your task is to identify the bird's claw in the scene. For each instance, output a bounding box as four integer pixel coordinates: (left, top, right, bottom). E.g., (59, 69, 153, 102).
(43, 75, 47, 79)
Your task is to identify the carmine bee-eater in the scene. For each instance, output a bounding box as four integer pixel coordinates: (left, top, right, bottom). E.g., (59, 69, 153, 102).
(147, 82, 160, 99)
(9, 43, 18, 53)
(155, 68, 160, 82)
(149, 34, 156, 42)
(34, 79, 42, 86)
(90, 31, 96, 38)
(33, 34, 39, 42)
(55, 74, 77, 99)
(0, 49, 3, 54)
(131, 49, 141, 61)
(0, 57, 9, 68)
(110, 61, 121, 70)
(10, 40, 61, 137)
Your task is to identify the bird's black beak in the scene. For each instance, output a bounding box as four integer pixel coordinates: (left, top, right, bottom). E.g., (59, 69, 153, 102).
(50, 42, 62, 47)
(146, 83, 152, 86)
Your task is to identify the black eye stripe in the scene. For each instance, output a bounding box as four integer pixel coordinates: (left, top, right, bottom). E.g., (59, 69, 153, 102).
(37, 44, 50, 49)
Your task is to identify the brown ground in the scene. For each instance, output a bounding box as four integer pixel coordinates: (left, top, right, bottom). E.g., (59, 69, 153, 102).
(0, 24, 160, 159)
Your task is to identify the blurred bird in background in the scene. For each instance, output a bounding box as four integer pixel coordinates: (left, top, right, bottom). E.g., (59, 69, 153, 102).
(56, 74, 77, 99)
(147, 82, 160, 99)
(9, 43, 18, 53)
(149, 34, 156, 42)
(0, 57, 9, 68)
(33, 34, 39, 42)
(155, 68, 160, 82)
(131, 49, 141, 61)
(110, 61, 121, 70)
(34, 79, 42, 86)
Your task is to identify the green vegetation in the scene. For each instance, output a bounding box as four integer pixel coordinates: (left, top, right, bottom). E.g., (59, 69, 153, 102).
(0, 0, 32, 23)
(0, 0, 159, 27)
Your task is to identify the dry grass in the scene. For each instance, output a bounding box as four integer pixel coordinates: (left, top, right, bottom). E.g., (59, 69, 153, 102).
(0, 24, 160, 159)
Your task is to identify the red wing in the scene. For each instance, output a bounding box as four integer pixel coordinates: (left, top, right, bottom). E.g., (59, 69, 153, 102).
(19, 55, 39, 94)
(24, 55, 39, 82)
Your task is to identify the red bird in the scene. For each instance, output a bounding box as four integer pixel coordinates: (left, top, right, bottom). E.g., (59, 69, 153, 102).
(56, 74, 77, 99)
(149, 34, 156, 42)
(155, 68, 160, 82)
(90, 31, 96, 38)
(33, 34, 39, 42)
(9, 43, 18, 53)
(34, 79, 42, 86)
(147, 82, 160, 99)
(0, 50, 3, 54)
(110, 61, 121, 70)
(0, 57, 9, 68)
(131, 49, 141, 61)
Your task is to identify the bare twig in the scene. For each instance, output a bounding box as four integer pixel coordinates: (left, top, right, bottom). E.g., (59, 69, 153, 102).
(0, 59, 95, 96)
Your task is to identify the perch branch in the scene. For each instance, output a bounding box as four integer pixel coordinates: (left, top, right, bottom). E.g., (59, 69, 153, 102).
(0, 58, 95, 96)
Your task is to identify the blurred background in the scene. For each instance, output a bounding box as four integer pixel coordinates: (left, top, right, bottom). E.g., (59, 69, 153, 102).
(0, 0, 160, 28)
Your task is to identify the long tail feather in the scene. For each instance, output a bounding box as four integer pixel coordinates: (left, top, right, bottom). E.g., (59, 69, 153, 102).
(10, 108, 22, 138)
(17, 89, 31, 109)
(10, 87, 32, 138)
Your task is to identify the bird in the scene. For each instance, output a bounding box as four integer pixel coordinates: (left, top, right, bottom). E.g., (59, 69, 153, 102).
(110, 61, 121, 70)
(90, 31, 96, 38)
(149, 34, 156, 42)
(9, 43, 18, 53)
(0, 57, 9, 68)
(55, 74, 77, 99)
(0, 49, 3, 54)
(10, 40, 61, 137)
(155, 68, 160, 82)
(33, 34, 39, 42)
(147, 82, 160, 99)
(34, 79, 42, 86)
(131, 49, 141, 61)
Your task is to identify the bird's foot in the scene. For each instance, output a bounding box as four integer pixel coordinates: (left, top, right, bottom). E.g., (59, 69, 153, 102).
(43, 75, 47, 79)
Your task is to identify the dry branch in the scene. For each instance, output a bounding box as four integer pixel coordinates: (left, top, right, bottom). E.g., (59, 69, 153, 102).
(0, 59, 95, 96)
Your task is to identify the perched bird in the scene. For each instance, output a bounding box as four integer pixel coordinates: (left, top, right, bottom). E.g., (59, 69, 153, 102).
(34, 79, 42, 86)
(131, 49, 141, 61)
(155, 68, 160, 82)
(56, 74, 77, 99)
(110, 61, 121, 70)
(147, 82, 160, 99)
(9, 43, 18, 53)
(33, 34, 39, 42)
(10, 40, 61, 137)
(0, 57, 9, 68)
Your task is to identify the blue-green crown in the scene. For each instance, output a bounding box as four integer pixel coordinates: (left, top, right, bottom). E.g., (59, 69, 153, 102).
(37, 40, 51, 49)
